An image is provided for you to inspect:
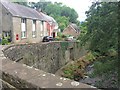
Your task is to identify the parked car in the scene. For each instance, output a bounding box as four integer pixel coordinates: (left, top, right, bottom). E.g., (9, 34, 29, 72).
(42, 36, 54, 42)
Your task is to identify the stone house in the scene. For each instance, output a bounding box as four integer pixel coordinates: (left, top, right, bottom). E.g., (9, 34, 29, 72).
(62, 23, 80, 38)
(0, 1, 58, 44)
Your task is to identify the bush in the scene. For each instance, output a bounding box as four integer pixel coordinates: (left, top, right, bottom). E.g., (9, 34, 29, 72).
(54, 36, 63, 41)
(85, 52, 96, 62)
(55, 32, 68, 41)
(1, 37, 11, 45)
(91, 57, 117, 77)
(2, 38, 9, 45)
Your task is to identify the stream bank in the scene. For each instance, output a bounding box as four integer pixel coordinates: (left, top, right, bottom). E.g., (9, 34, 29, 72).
(55, 52, 119, 88)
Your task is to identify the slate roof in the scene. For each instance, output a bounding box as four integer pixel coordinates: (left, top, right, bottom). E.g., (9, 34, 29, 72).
(1, 1, 45, 20)
(41, 13, 56, 22)
(69, 23, 80, 32)
(41, 13, 58, 28)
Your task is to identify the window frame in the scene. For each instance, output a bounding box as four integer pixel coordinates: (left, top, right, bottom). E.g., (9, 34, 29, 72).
(32, 20, 36, 38)
(21, 18, 27, 39)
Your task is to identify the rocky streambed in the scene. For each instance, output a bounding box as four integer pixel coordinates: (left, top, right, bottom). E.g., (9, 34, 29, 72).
(80, 61, 118, 88)
(79, 63, 101, 86)
(55, 53, 119, 88)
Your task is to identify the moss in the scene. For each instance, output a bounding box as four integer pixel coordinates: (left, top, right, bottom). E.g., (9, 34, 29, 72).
(60, 42, 69, 50)
(60, 42, 69, 58)
(85, 52, 96, 62)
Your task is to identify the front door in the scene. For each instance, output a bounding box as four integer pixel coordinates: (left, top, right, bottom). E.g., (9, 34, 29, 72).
(53, 32, 55, 38)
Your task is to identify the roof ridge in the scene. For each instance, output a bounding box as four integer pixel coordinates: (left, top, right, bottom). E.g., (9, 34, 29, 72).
(69, 24, 77, 32)
(1, 1, 43, 20)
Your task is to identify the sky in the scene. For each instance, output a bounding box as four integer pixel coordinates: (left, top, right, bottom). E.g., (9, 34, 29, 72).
(49, 0, 92, 21)
(28, 0, 93, 21)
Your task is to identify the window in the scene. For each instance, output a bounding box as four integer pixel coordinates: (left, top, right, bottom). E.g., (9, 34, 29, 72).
(21, 18, 26, 38)
(3, 32, 10, 38)
(32, 20, 36, 38)
(40, 21, 44, 31)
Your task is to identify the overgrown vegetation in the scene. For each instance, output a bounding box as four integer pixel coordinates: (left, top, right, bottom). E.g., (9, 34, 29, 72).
(54, 32, 67, 41)
(61, 2, 118, 88)
(61, 52, 95, 81)
(79, 2, 118, 88)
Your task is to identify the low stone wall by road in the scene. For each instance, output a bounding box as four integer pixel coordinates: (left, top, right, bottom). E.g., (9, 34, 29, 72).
(1, 58, 96, 89)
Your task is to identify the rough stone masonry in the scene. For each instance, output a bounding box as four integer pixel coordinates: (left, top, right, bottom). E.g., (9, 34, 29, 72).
(0, 42, 97, 89)
(3, 41, 87, 74)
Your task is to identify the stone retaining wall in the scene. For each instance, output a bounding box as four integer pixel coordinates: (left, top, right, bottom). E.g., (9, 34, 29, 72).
(3, 41, 87, 74)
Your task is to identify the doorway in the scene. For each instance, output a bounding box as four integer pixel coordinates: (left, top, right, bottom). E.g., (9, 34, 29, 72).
(53, 32, 55, 38)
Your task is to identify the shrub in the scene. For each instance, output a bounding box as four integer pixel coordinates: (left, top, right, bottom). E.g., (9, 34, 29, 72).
(1, 37, 11, 45)
(2, 38, 9, 45)
(91, 57, 116, 77)
(85, 52, 96, 62)
(54, 36, 63, 41)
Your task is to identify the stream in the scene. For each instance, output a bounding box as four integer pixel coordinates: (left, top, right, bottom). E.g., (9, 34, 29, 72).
(79, 63, 100, 86)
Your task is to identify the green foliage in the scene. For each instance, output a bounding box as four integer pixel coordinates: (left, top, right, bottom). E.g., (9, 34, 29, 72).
(1, 35, 11, 45)
(53, 16, 69, 32)
(91, 56, 117, 77)
(85, 52, 96, 62)
(77, 21, 87, 43)
(54, 37, 63, 41)
(31, 0, 51, 12)
(77, 2, 119, 87)
(57, 32, 63, 37)
(61, 42, 69, 50)
(84, 2, 118, 54)
(45, 3, 62, 15)
(55, 32, 68, 41)
(2, 38, 10, 45)
(12, 0, 28, 6)
(63, 65, 79, 79)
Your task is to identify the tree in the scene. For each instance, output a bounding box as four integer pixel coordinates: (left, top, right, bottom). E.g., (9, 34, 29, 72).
(11, 0, 28, 6)
(78, 2, 119, 88)
(31, 1, 52, 12)
(60, 5, 78, 23)
(82, 2, 118, 55)
(77, 21, 87, 40)
(44, 2, 78, 30)
(55, 16, 69, 32)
